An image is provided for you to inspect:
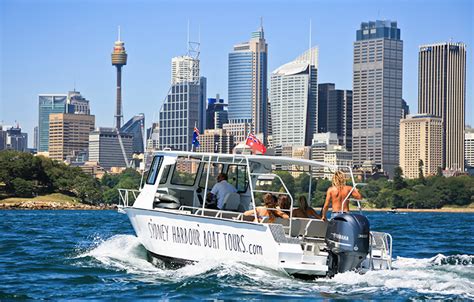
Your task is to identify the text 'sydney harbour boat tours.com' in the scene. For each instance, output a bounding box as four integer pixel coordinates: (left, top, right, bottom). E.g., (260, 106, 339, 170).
(118, 151, 393, 278)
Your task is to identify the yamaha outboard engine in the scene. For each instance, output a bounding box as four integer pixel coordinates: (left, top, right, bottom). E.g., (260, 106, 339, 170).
(325, 213, 370, 274)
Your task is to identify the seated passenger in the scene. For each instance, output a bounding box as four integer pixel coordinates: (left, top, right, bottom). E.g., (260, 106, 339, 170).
(292, 196, 321, 219)
(322, 171, 362, 221)
(277, 195, 291, 212)
(244, 193, 289, 223)
(207, 173, 237, 210)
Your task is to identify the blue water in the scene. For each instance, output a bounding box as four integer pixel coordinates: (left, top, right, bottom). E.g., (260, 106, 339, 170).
(0, 210, 472, 300)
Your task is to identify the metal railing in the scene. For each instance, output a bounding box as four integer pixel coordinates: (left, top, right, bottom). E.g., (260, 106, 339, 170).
(118, 188, 140, 208)
(368, 231, 393, 270)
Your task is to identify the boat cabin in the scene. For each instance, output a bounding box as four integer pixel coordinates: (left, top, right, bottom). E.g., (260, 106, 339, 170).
(124, 150, 357, 238)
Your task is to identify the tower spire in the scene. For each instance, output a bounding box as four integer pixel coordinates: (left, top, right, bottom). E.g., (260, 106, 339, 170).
(111, 26, 128, 129)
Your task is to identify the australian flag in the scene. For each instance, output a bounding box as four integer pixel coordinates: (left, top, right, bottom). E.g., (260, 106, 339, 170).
(192, 127, 200, 148)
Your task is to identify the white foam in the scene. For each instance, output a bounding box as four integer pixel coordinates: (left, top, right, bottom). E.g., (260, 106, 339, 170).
(76, 237, 474, 298)
(312, 254, 474, 298)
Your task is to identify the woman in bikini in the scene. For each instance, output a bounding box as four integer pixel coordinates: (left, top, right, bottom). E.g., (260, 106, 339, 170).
(321, 171, 362, 221)
(244, 193, 289, 223)
(292, 196, 321, 219)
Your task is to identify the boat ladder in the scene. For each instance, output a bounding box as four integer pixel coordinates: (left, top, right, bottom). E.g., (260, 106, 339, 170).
(365, 231, 393, 270)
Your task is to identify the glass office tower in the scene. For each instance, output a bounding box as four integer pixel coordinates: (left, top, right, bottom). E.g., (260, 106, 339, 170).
(228, 26, 268, 140)
(352, 20, 403, 177)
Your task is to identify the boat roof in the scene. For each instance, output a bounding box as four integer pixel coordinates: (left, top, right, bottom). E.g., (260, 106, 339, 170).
(153, 150, 346, 171)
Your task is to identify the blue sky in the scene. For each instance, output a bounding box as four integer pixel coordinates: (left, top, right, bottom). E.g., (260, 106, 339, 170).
(1, 0, 473, 146)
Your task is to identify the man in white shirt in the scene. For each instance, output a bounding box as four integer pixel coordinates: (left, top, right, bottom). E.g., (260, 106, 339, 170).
(208, 173, 237, 209)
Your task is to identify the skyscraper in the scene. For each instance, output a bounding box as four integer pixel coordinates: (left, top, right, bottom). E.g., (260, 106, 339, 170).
(121, 114, 145, 154)
(160, 50, 206, 151)
(67, 90, 90, 115)
(270, 48, 318, 147)
(228, 24, 268, 140)
(2, 125, 28, 152)
(318, 83, 352, 151)
(171, 56, 200, 84)
(400, 115, 443, 179)
(465, 127, 474, 174)
(111, 28, 127, 129)
(418, 42, 467, 171)
(38, 94, 68, 152)
(352, 20, 403, 177)
(206, 95, 228, 130)
(48, 113, 95, 161)
(88, 127, 133, 170)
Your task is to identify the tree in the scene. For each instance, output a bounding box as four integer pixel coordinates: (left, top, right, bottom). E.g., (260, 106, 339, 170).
(393, 166, 406, 190)
(418, 159, 425, 182)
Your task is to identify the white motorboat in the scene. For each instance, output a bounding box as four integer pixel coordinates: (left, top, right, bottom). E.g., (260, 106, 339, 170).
(118, 151, 393, 277)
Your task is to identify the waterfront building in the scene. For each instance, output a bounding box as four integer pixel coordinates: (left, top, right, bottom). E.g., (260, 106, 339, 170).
(121, 114, 145, 154)
(206, 95, 228, 129)
(352, 20, 403, 177)
(197, 129, 234, 154)
(465, 128, 474, 174)
(270, 48, 318, 147)
(310, 132, 340, 178)
(318, 83, 352, 151)
(48, 113, 95, 161)
(88, 127, 133, 170)
(38, 94, 68, 152)
(228, 25, 268, 140)
(323, 146, 353, 180)
(418, 42, 467, 172)
(223, 122, 252, 144)
(399, 115, 443, 179)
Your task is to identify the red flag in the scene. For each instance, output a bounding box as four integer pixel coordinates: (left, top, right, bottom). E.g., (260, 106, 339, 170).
(245, 133, 267, 154)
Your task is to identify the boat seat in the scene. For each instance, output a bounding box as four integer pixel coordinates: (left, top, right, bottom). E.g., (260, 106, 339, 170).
(195, 209, 219, 217)
(304, 219, 328, 238)
(273, 217, 289, 226)
(290, 218, 311, 237)
(220, 212, 240, 220)
(222, 193, 241, 211)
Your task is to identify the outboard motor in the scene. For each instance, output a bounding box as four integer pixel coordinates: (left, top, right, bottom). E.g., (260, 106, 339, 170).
(325, 213, 370, 274)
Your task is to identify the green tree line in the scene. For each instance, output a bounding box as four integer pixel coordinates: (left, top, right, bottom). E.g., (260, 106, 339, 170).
(260, 170, 474, 209)
(0, 150, 141, 204)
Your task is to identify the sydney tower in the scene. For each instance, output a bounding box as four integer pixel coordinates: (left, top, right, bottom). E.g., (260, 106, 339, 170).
(111, 28, 127, 129)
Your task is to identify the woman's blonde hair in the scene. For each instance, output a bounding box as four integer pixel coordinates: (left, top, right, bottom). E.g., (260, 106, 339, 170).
(332, 171, 346, 190)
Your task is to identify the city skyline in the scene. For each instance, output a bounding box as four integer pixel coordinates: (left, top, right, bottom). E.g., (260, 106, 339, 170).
(1, 0, 473, 147)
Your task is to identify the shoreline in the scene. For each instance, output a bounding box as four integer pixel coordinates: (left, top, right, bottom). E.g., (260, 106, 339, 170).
(358, 207, 474, 213)
(0, 200, 116, 210)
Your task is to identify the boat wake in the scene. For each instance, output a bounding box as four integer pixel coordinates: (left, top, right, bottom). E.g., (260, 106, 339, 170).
(74, 234, 474, 299)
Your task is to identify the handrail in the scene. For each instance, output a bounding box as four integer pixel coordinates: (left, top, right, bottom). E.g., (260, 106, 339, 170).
(249, 172, 294, 233)
(117, 188, 140, 208)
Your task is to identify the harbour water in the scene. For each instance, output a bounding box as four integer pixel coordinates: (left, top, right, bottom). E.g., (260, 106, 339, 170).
(0, 210, 472, 300)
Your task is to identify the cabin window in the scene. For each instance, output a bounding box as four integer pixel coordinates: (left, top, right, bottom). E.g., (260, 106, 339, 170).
(146, 156, 163, 185)
(170, 156, 201, 186)
(199, 163, 224, 189)
(159, 164, 171, 184)
(227, 165, 248, 193)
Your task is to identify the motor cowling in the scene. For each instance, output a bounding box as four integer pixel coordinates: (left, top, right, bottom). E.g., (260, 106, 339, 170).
(325, 213, 370, 273)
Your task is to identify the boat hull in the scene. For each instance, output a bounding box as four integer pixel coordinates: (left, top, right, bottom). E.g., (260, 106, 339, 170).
(124, 207, 329, 276)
